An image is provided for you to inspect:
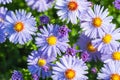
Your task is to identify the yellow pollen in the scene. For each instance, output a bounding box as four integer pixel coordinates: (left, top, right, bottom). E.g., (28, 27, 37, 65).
(65, 69, 76, 79)
(92, 17, 102, 27)
(47, 35, 57, 46)
(87, 42, 97, 53)
(14, 22, 24, 32)
(102, 34, 112, 44)
(37, 59, 46, 66)
(67, 1, 78, 11)
(112, 52, 120, 60)
(110, 74, 120, 80)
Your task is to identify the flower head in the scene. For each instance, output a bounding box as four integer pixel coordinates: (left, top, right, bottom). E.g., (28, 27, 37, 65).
(4, 10, 36, 44)
(11, 70, 23, 80)
(77, 34, 101, 61)
(0, 0, 12, 4)
(55, 0, 91, 24)
(113, 0, 120, 10)
(81, 5, 113, 38)
(35, 24, 69, 57)
(25, 0, 54, 12)
(27, 50, 55, 79)
(97, 61, 120, 80)
(92, 24, 120, 53)
(52, 55, 88, 80)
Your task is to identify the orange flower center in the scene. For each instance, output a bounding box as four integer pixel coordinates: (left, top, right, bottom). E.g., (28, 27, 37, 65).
(65, 69, 76, 79)
(92, 17, 102, 28)
(112, 52, 120, 60)
(87, 42, 97, 53)
(14, 22, 24, 32)
(102, 34, 112, 44)
(110, 74, 120, 80)
(67, 1, 78, 11)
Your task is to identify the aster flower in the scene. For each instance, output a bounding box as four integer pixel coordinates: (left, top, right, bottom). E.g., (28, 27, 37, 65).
(27, 50, 55, 79)
(40, 15, 50, 24)
(77, 34, 101, 61)
(35, 24, 69, 57)
(4, 9, 36, 44)
(92, 24, 120, 54)
(0, 0, 12, 4)
(81, 5, 113, 38)
(11, 70, 23, 80)
(113, 0, 120, 10)
(101, 47, 120, 63)
(25, 0, 54, 12)
(55, 0, 91, 24)
(52, 55, 88, 80)
(97, 61, 120, 80)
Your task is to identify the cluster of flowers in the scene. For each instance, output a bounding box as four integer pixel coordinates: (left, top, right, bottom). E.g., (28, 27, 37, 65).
(1, 0, 120, 80)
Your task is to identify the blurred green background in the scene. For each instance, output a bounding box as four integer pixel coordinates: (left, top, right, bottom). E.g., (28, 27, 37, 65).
(0, 0, 120, 80)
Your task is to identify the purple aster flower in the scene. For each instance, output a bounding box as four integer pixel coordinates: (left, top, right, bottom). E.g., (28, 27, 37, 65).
(77, 34, 101, 61)
(11, 70, 23, 80)
(4, 9, 37, 44)
(27, 50, 55, 79)
(0, 0, 12, 4)
(91, 67, 97, 74)
(81, 51, 90, 62)
(101, 46, 120, 63)
(52, 55, 88, 80)
(40, 15, 50, 24)
(80, 5, 113, 38)
(113, 0, 120, 10)
(92, 24, 120, 54)
(32, 74, 39, 80)
(35, 24, 69, 57)
(55, 0, 91, 24)
(25, 0, 54, 12)
(97, 61, 120, 80)
(58, 25, 70, 38)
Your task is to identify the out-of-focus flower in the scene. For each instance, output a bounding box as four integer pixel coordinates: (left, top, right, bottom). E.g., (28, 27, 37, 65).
(52, 55, 88, 80)
(35, 24, 69, 57)
(11, 70, 23, 80)
(55, 0, 91, 24)
(97, 61, 120, 80)
(81, 5, 113, 38)
(113, 0, 120, 10)
(77, 34, 101, 61)
(25, 0, 54, 12)
(4, 9, 37, 44)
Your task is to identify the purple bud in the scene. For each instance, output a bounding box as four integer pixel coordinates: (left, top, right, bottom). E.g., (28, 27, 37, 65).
(38, 25, 43, 30)
(113, 0, 120, 10)
(81, 51, 90, 62)
(91, 67, 97, 74)
(11, 70, 23, 80)
(40, 15, 50, 24)
(32, 74, 39, 80)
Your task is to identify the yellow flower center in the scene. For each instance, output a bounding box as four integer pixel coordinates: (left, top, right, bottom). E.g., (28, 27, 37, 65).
(110, 74, 120, 80)
(47, 35, 57, 46)
(37, 59, 46, 66)
(87, 42, 97, 53)
(67, 1, 78, 11)
(102, 34, 112, 44)
(14, 22, 24, 32)
(65, 69, 76, 79)
(92, 17, 102, 28)
(112, 52, 120, 60)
